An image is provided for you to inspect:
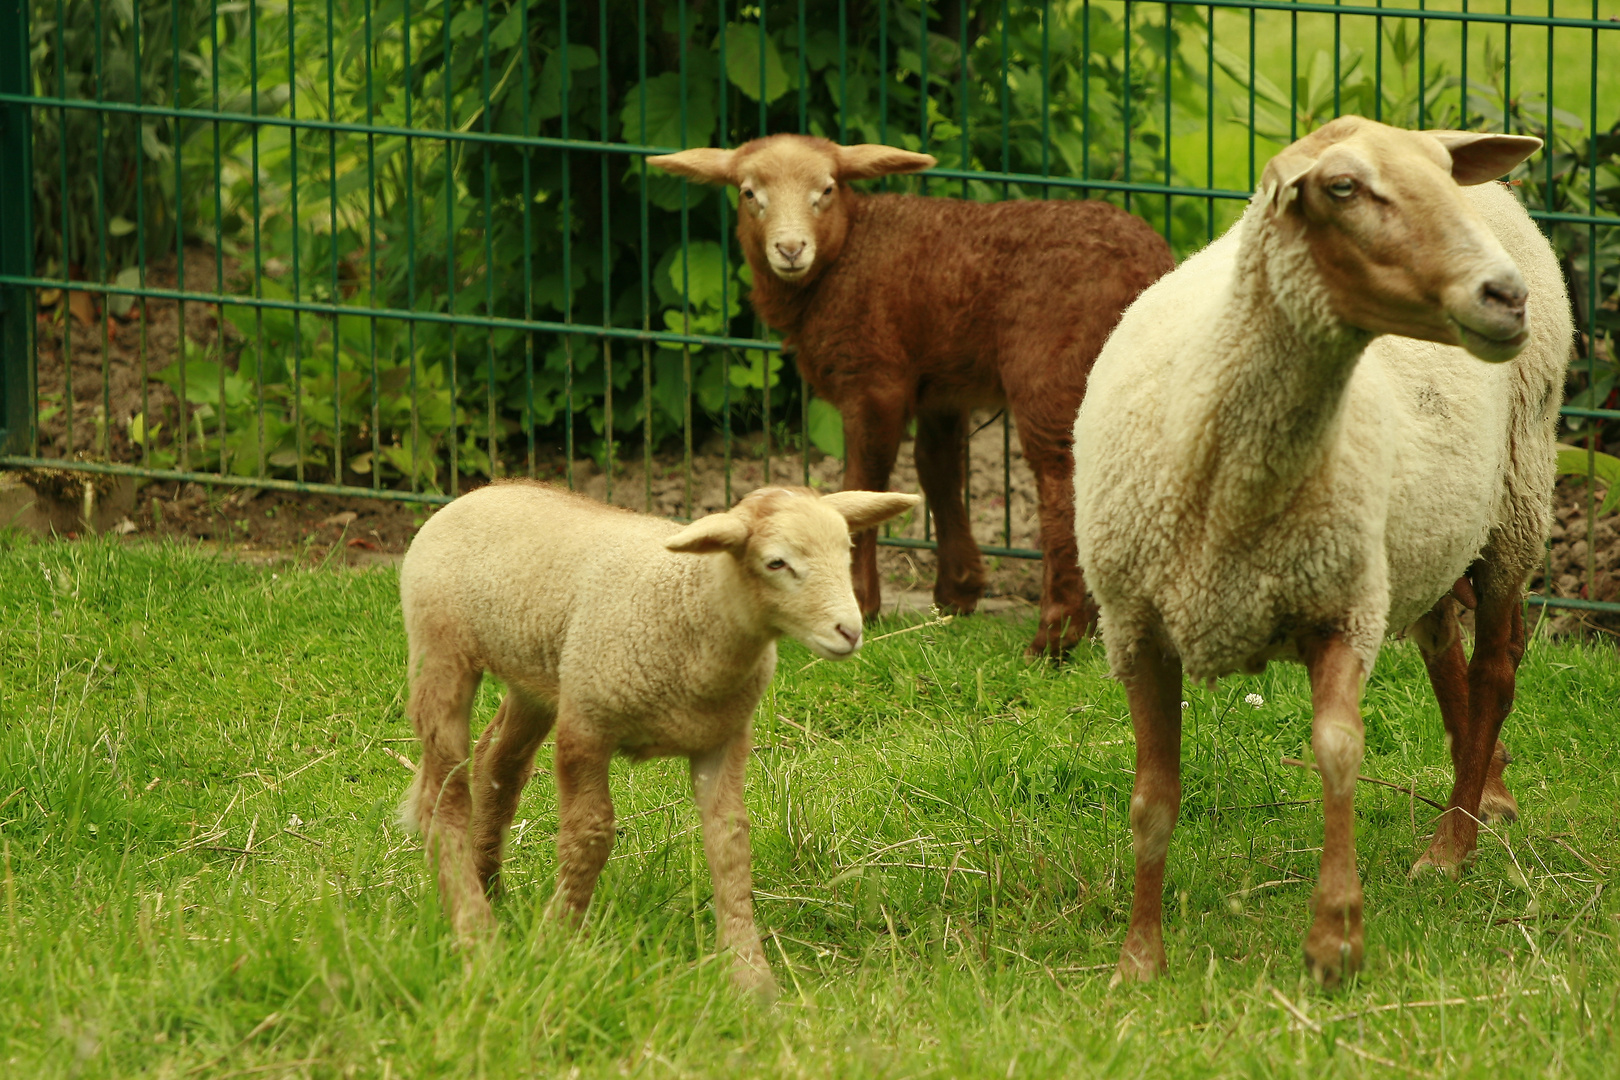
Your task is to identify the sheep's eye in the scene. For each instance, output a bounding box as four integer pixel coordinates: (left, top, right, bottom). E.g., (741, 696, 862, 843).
(1326, 176, 1357, 199)
(742, 188, 755, 201)
(822, 184, 834, 197)
(765, 558, 788, 571)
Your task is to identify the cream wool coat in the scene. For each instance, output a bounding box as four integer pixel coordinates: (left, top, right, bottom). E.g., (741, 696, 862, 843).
(1073, 180, 1570, 685)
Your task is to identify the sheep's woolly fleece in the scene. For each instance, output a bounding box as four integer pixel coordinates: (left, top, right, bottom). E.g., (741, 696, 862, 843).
(1073, 179, 1570, 685)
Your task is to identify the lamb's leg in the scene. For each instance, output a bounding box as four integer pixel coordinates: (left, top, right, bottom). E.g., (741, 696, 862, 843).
(546, 711, 616, 924)
(470, 690, 558, 897)
(1113, 639, 1183, 986)
(839, 398, 907, 620)
(690, 728, 778, 1000)
(1299, 633, 1367, 989)
(915, 408, 985, 615)
(1007, 408, 1095, 658)
(403, 647, 490, 942)
(1415, 571, 1526, 875)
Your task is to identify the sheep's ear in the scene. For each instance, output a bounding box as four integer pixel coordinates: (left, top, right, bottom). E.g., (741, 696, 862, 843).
(821, 491, 922, 533)
(835, 144, 937, 181)
(1424, 131, 1542, 185)
(647, 148, 737, 185)
(665, 513, 750, 554)
(1259, 142, 1318, 212)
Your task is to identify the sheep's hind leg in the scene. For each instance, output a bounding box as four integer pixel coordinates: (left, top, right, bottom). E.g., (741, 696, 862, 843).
(1299, 633, 1367, 989)
(1415, 571, 1526, 876)
(1008, 403, 1095, 658)
(546, 708, 616, 925)
(1112, 639, 1183, 987)
(471, 690, 557, 897)
(691, 727, 778, 1000)
(404, 650, 491, 943)
(915, 409, 985, 616)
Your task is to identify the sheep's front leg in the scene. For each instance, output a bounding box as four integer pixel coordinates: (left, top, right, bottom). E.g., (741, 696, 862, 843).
(471, 691, 557, 897)
(403, 649, 491, 943)
(690, 729, 778, 1000)
(1007, 401, 1095, 658)
(1113, 639, 1183, 986)
(915, 409, 985, 616)
(1415, 576, 1526, 875)
(838, 397, 907, 620)
(546, 712, 616, 925)
(1299, 633, 1367, 988)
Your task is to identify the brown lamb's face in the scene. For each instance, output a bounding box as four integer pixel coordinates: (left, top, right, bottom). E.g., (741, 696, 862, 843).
(647, 136, 937, 283)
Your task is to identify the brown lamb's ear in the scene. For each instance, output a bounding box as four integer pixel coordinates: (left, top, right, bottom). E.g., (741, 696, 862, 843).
(820, 491, 922, 533)
(835, 144, 938, 181)
(665, 512, 750, 554)
(647, 148, 738, 186)
(1424, 131, 1542, 185)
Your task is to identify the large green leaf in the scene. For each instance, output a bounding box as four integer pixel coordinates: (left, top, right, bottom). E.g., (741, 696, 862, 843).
(1556, 447, 1620, 517)
(720, 22, 791, 104)
(619, 71, 717, 150)
(807, 397, 844, 459)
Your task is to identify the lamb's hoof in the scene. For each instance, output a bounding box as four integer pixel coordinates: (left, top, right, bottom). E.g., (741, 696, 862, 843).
(1303, 919, 1363, 990)
(1478, 788, 1520, 826)
(1109, 939, 1166, 988)
(452, 902, 498, 948)
(1409, 842, 1472, 880)
(732, 961, 780, 1004)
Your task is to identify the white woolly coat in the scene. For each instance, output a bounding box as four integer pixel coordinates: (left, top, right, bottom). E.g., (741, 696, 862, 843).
(1072, 181, 1571, 684)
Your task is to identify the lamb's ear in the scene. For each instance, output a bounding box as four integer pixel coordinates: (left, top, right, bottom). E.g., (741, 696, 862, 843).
(835, 144, 937, 181)
(821, 491, 922, 533)
(665, 512, 750, 554)
(1258, 142, 1318, 212)
(647, 148, 737, 185)
(1424, 131, 1542, 185)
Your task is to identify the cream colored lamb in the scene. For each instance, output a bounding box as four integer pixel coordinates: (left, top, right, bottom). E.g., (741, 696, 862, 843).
(398, 481, 918, 997)
(1071, 117, 1571, 988)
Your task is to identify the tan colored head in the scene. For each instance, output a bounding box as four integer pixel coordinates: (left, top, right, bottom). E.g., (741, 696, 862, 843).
(663, 486, 920, 659)
(1258, 116, 1542, 361)
(649, 136, 936, 285)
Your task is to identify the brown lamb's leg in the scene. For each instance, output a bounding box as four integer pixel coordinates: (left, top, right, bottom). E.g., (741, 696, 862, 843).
(1007, 401, 1096, 658)
(1414, 565, 1527, 875)
(690, 727, 778, 1000)
(546, 708, 616, 924)
(404, 644, 490, 942)
(915, 408, 986, 616)
(838, 397, 908, 620)
(470, 690, 558, 897)
(1112, 638, 1184, 986)
(1298, 632, 1367, 989)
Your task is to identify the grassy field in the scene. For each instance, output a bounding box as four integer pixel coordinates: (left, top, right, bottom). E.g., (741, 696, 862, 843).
(0, 536, 1617, 1078)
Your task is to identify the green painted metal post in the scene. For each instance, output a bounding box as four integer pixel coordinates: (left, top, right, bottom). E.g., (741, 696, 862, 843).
(0, 0, 31, 454)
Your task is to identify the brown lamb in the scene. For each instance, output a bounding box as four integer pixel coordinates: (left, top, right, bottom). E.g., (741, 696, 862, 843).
(651, 135, 1176, 656)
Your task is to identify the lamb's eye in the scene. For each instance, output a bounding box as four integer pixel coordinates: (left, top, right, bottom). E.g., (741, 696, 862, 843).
(742, 188, 755, 201)
(765, 558, 788, 571)
(822, 184, 834, 197)
(1326, 176, 1357, 199)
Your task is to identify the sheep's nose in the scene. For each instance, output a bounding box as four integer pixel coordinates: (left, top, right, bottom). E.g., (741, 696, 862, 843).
(835, 622, 861, 650)
(775, 240, 807, 263)
(1479, 271, 1526, 318)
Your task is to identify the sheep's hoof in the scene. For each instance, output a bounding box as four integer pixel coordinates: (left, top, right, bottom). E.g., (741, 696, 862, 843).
(731, 959, 780, 1004)
(1409, 842, 1471, 880)
(1110, 937, 1166, 988)
(1478, 786, 1520, 826)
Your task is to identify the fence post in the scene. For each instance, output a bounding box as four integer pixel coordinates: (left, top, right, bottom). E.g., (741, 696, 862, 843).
(0, 0, 32, 455)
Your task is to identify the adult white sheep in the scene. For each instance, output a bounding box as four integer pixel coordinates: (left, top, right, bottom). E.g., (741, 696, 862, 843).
(398, 481, 918, 997)
(1071, 117, 1571, 988)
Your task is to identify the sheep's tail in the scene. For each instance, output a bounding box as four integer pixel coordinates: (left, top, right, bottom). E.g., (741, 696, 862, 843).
(397, 766, 426, 834)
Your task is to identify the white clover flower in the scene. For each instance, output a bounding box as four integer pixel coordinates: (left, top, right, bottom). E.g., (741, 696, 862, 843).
(1244, 693, 1265, 708)
(1180, 701, 1190, 710)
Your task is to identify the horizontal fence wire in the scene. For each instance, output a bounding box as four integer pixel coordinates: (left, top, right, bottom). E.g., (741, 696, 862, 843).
(0, 0, 1616, 616)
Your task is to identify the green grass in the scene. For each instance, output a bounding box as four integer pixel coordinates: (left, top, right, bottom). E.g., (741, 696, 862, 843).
(1, 536, 1617, 1078)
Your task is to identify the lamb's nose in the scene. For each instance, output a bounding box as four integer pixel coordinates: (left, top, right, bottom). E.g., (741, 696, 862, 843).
(835, 622, 861, 649)
(776, 240, 807, 263)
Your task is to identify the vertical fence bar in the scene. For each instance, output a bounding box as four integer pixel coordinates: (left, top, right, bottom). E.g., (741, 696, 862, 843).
(0, 0, 30, 454)
(719, 0, 731, 505)
(601, 0, 615, 502)
(56, 0, 70, 458)
(280, 0, 298, 484)
(640, 0, 652, 512)
(484, 0, 499, 483)
(678, 0, 692, 513)
(208, 5, 227, 478)
(522, 2, 535, 480)
(133, 5, 149, 471)
(327, 0, 342, 483)
(758, 1, 770, 485)
(444, 0, 459, 497)
(94, 1, 110, 459)
(1586, 0, 1600, 604)
(406, 0, 420, 493)
(366, 1, 380, 492)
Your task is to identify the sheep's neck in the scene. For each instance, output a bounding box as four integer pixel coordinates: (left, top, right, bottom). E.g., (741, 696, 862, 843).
(1190, 215, 1370, 526)
(674, 555, 777, 690)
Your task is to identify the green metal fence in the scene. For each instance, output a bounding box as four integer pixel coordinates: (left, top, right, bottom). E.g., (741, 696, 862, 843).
(0, 0, 1616, 612)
